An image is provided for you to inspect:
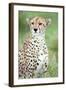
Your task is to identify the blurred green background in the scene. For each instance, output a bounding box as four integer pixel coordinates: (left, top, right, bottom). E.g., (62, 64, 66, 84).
(18, 11, 58, 78)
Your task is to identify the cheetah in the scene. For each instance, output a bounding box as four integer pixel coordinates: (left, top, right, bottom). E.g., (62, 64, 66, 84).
(18, 16, 51, 78)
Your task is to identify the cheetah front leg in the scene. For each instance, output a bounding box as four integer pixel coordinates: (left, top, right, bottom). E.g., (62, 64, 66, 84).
(43, 55, 48, 72)
(43, 46, 49, 73)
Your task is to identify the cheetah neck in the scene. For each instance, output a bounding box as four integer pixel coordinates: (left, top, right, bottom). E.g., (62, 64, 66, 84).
(32, 33, 45, 42)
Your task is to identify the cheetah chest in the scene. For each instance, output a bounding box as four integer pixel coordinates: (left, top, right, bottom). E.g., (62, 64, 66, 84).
(31, 36, 48, 72)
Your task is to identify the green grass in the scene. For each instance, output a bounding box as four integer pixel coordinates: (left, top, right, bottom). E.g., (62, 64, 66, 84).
(18, 11, 58, 78)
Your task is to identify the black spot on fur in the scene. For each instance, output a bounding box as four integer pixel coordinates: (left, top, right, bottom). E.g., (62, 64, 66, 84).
(36, 45, 38, 47)
(38, 59, 41, 61)
(41, 53, 43, 55)
(37, 63, 39, 65)
(45, 63, 47, 67)
(31, 60, 32, 62)
(31, 64, 32, 66)
(34, 40, 36, 43)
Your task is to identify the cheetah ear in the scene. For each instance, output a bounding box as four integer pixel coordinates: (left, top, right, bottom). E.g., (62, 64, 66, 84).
(26, 17, 34, 25)
(46, 18, 51, 26)
(26, 18, 30, 25)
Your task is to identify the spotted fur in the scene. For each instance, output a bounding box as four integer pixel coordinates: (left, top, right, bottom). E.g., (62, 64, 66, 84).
(18, 17, 51, 78)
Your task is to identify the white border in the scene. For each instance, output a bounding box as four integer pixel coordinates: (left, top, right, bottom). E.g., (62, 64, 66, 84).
(14, 5, 63, 85)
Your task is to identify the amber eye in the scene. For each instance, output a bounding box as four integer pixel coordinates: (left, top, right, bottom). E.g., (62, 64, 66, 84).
(39, 23, 42, 25)
(31, 22, 34, 25)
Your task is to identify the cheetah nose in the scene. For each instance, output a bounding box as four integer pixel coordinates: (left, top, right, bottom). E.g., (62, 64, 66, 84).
(34, 28, 37, 32)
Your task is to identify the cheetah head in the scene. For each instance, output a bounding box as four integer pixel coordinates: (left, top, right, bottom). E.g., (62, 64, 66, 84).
(27, 16, 51, 36)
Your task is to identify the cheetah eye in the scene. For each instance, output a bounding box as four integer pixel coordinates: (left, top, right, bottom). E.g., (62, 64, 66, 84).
(39, 23, 42, 25)
(31, 22, 34, 25)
